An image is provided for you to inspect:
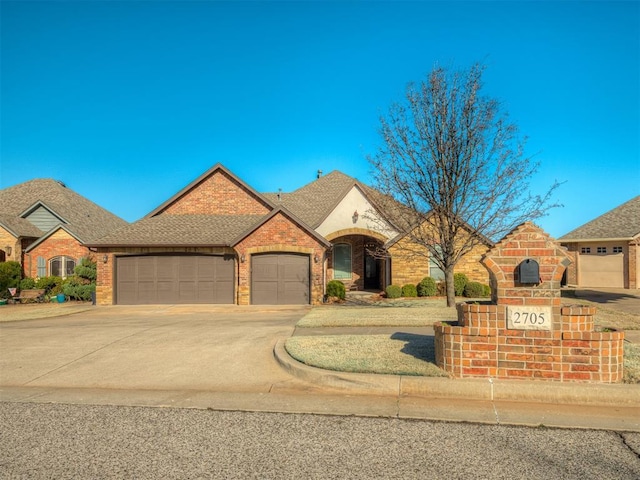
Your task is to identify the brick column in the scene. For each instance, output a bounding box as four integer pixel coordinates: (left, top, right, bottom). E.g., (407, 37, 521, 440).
(434, 222, 625, 383)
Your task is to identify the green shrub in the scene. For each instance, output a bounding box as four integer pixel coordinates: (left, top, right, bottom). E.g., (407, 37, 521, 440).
(19, 277, 36, 290)
(36, 276, 63, 295)
(62, 277, 95, 301)
(74, 257, 97, 282)
(417, 277, 437, 297)
(401, 284, 417, 297)
(454, 273, 468, 296)
(326, 280, 346, 300)
(0, 261, 22, 299)
(385, 284, 402, 299)
(483, 284, 492, 297)
(464, 281, 490, 298)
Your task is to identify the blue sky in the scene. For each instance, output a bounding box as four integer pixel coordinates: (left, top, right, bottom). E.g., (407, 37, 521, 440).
(1, 0, 638, 238)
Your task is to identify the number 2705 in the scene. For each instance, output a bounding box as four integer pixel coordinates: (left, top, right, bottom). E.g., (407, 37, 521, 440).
(512, 312, 546, 325)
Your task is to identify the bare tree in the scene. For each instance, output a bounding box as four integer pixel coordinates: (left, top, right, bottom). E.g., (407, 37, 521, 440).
(369, 63, 561, 307)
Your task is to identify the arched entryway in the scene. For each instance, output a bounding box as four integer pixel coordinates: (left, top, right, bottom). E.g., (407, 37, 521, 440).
(328, 234, 387, 291)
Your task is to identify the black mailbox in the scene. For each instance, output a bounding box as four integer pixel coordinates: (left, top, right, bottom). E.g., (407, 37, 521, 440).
(518, 258, 539, 284)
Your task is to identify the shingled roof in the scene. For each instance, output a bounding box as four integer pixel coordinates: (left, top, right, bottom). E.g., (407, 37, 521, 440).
(263, 170, 414, 232)
(559, 195, 640, 241)
(264, 171, 357, 228)
(87, 214, 265, 247)
(0, 179, 127, 242)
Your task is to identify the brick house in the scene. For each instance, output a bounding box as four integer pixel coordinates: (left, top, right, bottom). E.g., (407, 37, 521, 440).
(88, 164, 491, 305)
(559, 195, 639, 289)
(0, 179, 127, 279)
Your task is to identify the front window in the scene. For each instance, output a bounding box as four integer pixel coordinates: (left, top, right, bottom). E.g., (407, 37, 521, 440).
(333, 243, 352, 279)
(429, 245, 445, 281)
(49, 256, 76, 278)
(597, 247, 607, 254)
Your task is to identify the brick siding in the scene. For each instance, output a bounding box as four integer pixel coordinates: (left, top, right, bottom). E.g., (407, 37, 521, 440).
(389, 236, 490, 288)
(160, 170, 271, 216)
(234, 212, 327, 305)
(24, 229, 92, 279)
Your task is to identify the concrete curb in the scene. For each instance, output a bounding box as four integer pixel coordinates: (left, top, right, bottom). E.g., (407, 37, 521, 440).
(274, 339, 640, 407)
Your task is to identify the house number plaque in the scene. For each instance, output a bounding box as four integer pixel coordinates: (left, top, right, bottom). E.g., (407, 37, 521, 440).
(507, 306, 552, 331)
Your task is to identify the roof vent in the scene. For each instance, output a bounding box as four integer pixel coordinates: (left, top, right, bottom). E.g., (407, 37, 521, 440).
(55, 180, 67, 188)
(317, 170, 323, 179)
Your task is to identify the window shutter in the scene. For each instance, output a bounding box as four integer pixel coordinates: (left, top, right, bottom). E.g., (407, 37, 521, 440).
(37, 256, 46, 277)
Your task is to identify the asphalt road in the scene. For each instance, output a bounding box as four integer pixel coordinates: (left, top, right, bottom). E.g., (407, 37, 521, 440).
(2, 402, 639, 479)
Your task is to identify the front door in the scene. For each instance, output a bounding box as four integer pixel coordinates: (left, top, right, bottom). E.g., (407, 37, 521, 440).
(364, 247, 379, 290)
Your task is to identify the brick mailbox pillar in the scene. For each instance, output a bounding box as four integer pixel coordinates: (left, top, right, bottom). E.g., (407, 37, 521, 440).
(434, 222, 624, 382)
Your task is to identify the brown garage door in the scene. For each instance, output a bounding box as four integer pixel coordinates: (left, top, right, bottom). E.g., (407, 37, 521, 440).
(251, 254, 310, 305)
(116, 255, 234, 305)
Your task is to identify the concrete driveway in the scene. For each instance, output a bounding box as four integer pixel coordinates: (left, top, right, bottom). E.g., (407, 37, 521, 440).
(0, 305, 310, 392)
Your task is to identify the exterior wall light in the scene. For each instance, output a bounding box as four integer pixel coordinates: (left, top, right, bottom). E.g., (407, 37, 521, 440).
(102, 254, 108, 263)
(4, 246, 12, 256)
(314, 254, 320, 263)
(352, 210, 359, 223)
(240, 254, 246, 263)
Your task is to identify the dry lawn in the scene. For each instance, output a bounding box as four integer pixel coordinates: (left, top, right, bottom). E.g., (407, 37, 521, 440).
(288, 334, 639, 384)
(297, 300, 457, 328)
(624, 344, 640, 384)
(286, 334, 448, 377)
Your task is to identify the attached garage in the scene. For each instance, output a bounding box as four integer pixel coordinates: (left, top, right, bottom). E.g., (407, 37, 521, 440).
(251, 253, 310, 305)
(579, 252, 625, 288)
(116, 255, 235, 305)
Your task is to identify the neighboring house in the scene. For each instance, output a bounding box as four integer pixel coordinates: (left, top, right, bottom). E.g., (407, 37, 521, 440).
(559, 195, 639, 289)
(88, 164, 491, 306)
(0, 179, 128, 279)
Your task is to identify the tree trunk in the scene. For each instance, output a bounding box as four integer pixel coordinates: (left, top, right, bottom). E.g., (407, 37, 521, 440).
(444, 265, 456, 307)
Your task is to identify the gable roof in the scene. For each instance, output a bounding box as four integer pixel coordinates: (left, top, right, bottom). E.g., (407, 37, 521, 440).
(230, 206, 332, 248)
(0, 179, 128, 242)
(24, 224, 84, 253)
(0, 214, 43, 238)
(263, 170, 410, 232)
(559, 195, 640, 241)
(145, 163, 274, 218)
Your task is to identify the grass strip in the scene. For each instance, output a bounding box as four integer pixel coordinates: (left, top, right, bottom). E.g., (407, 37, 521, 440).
(297, 304, 457, 328)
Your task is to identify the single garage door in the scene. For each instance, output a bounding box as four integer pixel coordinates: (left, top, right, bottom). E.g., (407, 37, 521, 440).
(116, 255, 234, 305)
(251, 254, 310, 305)
(580, 253, 624, 288)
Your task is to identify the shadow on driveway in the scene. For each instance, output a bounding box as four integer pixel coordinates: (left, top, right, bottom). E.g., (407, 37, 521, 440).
(563, 288, 640, 315)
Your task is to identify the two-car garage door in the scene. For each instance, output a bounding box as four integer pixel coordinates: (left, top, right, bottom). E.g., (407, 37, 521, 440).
(116, 255, 235, 305)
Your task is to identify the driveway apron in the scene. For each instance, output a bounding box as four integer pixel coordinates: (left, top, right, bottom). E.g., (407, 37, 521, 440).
(0, 305, 310, 392)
